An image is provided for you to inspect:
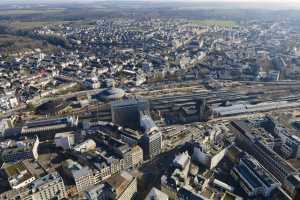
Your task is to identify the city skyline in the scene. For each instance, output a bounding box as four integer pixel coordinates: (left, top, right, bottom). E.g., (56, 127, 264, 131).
(0, 0, 299, 200)
(1, 0, 300, 3)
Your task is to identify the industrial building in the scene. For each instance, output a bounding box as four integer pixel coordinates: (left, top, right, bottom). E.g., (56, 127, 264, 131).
(21, 116, 78, 140)
(231, 154, 280, 197)
(213, 101, 300, 117)
(266, 117, 300, 159)
(231, 120, 297, 190)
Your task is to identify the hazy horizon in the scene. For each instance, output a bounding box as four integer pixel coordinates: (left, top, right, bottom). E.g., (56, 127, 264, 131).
(1, 0, 300, 3)
(1, 0, 300, 10)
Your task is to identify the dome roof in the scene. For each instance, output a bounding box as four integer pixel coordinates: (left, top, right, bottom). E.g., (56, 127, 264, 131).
(97, 88, 125, 101)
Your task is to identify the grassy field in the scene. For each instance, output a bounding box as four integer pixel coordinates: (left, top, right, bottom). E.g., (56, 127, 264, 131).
(7, 21, 68, 30)
(190, 19, 237, 27)
(8, 20, 96, 30)
(0, 35, 57, 56)
(0, 8, 65, 16)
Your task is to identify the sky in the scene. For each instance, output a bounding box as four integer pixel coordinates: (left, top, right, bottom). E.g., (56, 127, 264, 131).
(0, 0, 299, 11)
(1, 0, 299, 2)
(1, 0, 300, 5)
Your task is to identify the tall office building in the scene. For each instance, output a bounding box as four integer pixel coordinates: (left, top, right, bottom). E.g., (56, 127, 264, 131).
(111, 98, 161, 160)
(196, 98, 211, 122)
(141, 130, 162, 160)
(111, 99, 150, 130)
(138, 104, 162, 160)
